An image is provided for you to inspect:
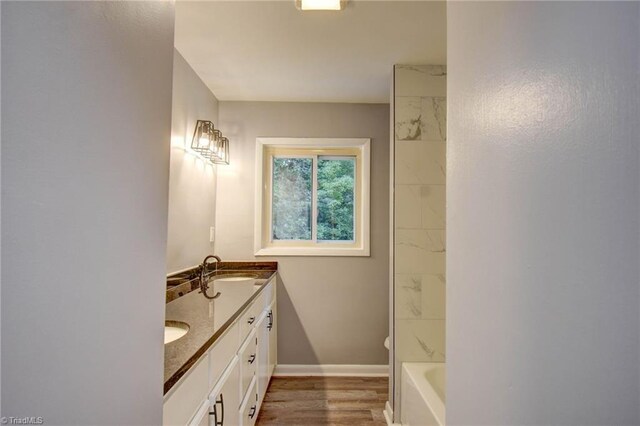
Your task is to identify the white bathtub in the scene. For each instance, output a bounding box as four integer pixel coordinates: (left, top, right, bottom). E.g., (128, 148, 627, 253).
(401, 363, 446, 426)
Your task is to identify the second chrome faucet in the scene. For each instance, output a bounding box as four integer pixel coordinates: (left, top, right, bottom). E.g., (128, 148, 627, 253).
(199, 254, 222, 299)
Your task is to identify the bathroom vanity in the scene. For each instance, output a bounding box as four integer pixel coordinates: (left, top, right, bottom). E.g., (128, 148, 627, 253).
(163, 263, 277, 426)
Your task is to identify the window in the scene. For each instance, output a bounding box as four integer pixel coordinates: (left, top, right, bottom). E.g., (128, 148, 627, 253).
(255, 138, 370, 256)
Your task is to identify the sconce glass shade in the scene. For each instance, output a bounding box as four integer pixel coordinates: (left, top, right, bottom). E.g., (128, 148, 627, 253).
(213, 137, 230, 165)
(206, 129, 222, 161)
(191, 120, 215, 155)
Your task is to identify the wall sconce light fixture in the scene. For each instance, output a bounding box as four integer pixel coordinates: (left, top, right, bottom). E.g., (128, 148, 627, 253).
(191, 120, 230, 165)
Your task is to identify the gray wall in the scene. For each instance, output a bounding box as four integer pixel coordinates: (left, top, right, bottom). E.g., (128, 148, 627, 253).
(217, 102, 389, 365)
(167, 50, 219, 274)
(447, 2, 640, 425)
(1, 2, 174, 424)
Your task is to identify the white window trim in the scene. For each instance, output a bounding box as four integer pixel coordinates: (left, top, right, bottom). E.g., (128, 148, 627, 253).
(255, 137, 371, 257)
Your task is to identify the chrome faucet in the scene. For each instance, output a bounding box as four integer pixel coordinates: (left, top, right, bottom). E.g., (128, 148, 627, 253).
(199, 255, 222, 300)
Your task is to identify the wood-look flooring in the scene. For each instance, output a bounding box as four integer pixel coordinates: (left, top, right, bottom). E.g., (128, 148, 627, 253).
(256, 376, 388, 425)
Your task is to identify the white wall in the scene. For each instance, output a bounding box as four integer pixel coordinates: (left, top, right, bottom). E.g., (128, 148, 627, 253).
(1, 2, 174, 424)
(216, 101, 389, 365)
(167, 50, 219, 274)
(447, 2, 640, 424)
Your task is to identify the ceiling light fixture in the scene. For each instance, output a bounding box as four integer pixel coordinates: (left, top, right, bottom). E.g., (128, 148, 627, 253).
(295, 0, 345, 11)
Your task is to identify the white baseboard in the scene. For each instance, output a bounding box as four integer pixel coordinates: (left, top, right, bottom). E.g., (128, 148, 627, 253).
(273, 364, 389, 377)
(384, 400, 401, 425)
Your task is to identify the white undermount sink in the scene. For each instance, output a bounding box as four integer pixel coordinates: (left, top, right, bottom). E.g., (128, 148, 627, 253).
(214, 276, 257, 291)
(164, 321, 189, 344)
(214, 276, 255, 282)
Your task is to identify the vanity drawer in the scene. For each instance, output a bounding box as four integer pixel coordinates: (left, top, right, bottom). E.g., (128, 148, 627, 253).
(239, 328, 257, 399)
(209, 322, 239, 389)
(239, 303, 259, 343)
(240, 377, 259, 426)
(254, 280, 274, 315)
(262, 280, 274, 310)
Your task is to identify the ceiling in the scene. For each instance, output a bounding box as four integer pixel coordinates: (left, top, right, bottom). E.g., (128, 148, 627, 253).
(174, 1, 446, 103)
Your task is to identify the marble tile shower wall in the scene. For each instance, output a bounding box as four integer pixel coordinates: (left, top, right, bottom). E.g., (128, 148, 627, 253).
(394, 65, 446, 365)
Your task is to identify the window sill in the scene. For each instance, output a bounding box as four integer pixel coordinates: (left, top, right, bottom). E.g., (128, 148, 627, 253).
(255, 246, 370, 257)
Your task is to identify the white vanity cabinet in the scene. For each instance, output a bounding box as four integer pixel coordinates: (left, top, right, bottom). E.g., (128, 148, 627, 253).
(163, 278, 277, 426)
(240, 283, 276, 423)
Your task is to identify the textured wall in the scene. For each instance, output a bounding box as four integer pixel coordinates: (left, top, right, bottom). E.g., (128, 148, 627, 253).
(167, 50, 219, 274)
(392, 65, 447, 418)
(216, 101, 390, 366)
(447, 2, 639, 424)
(1, 2, 174, 424)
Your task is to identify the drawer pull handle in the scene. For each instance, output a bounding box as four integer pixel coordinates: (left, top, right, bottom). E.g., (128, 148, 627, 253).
(248, 354, 256, 364)
(211, 393, 224, 426)
(247, 316, 255, 325)
(267, 310, 273, 331)
(248, 406, 257, 419)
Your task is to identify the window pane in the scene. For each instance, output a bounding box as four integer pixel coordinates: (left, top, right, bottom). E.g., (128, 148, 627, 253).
(272, 157, 312, 240)
(317, 156, 355, 241)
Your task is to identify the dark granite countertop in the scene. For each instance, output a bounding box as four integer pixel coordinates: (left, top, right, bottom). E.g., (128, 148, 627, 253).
(164, 263, 277, 395)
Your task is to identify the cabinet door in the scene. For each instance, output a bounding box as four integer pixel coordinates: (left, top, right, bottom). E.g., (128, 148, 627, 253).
(267, 301, 277, 380)
(210, 357, 240, 426)
(255, 311, 269, 405)
(188, 401, 211, 426)
(163, 357, 209, 426)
